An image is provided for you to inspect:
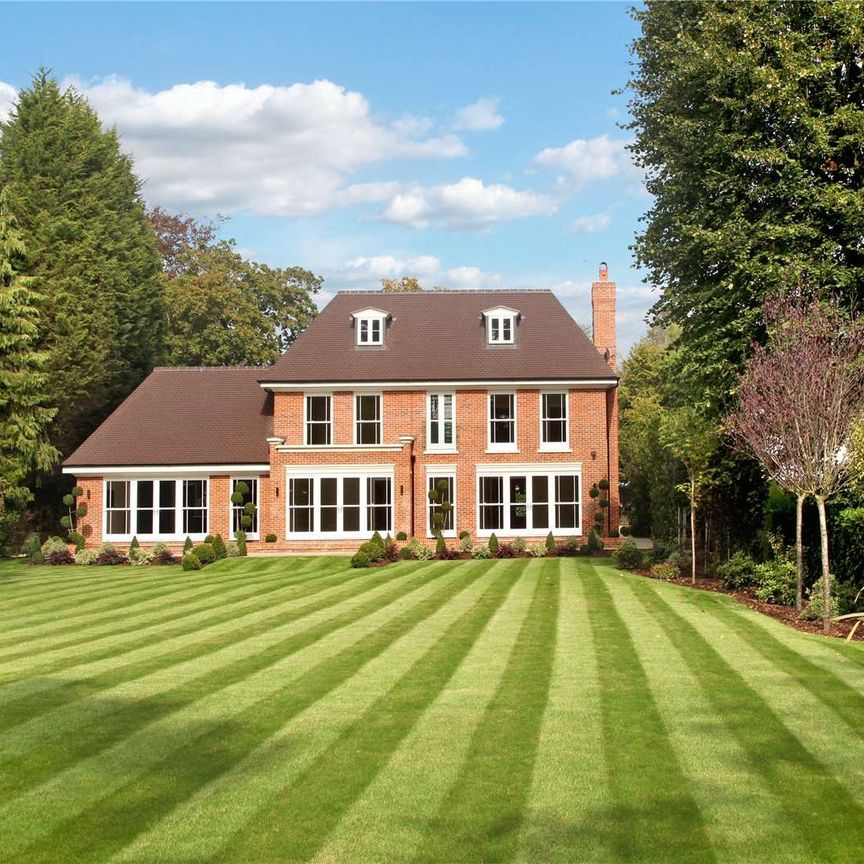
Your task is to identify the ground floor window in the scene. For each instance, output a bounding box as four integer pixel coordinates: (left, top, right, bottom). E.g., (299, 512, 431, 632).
(427, 473, 456, 537)
(104, 478, 210, 539)
(286, 469, 393, 537)
(477, 467, 580, 535)
(231, 477, 259, 537)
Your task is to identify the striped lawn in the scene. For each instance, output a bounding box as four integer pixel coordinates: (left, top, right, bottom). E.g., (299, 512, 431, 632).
(1, 557, 863, 863)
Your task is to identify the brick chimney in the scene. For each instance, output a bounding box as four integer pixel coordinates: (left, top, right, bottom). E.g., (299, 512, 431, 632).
(591, 261, 616, 369)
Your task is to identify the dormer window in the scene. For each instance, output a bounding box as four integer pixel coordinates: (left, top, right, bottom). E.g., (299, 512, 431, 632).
(483, 306, 519, 345)
(352, 308, 389, 346)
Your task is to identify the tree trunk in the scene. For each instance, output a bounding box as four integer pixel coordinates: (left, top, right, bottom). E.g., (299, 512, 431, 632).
(795, 493, 805, 612)
(690, 477, 697, 584)
(815, 495, 831, 635)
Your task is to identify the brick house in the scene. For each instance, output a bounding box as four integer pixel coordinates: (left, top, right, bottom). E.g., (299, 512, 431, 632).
(63, 265, 620, 552)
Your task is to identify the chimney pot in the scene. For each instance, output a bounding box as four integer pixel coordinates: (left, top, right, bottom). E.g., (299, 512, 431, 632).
(591, 263, 616, 370)
(599, 261, 608, 281)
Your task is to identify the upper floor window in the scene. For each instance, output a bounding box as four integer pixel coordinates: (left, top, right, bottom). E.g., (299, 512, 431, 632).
(353, 308, 388, 346)
(355, 394, 382, 445)
(483, 306, 519, 345)
(427, 392, 455, 451)
(306, 394, 332, 445)
(540, 392, 569, 450)
(488, 393, 516, 451)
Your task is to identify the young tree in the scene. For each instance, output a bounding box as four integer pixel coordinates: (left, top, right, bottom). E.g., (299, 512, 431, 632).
(0, 192, 58, 541)
(0, 70, 164, 457)
(659, 407, 718, 583)
(730, 294, 864, 632)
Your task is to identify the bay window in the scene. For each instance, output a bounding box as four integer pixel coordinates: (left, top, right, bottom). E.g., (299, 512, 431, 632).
(427, 392, 455, 451)
(540, 392, 569, 450)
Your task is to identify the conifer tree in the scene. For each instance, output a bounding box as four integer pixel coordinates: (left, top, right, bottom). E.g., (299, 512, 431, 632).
(0, 70, 163, 457)
(0, 191, 57, 541)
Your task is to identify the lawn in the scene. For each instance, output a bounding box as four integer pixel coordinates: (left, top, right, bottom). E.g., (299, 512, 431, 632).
(0, 556, 863, 863)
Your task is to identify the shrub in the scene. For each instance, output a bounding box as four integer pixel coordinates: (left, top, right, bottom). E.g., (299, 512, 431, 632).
(472, 544, 491, 559)
(96, 547, 128, 566)
(437, 547, 463, 560)
(801, 577, 840, 620)
(620, 525, 632, 537)
(665, 548, 690, 574)
(204, 534, 214, 545)
(511, 537, 526, 553)
(47, 548, 75, 565)
(527, 543, 547, 557)
(130, 549, 154, 566)
(651, 542, 672, 564)
(586, 529, 604, 554)
(496, 543, 516, 558)
(23, 533, 43, 563)
(225, 542, 241, 558)
(608, 528, 620, 538)
(400, 547, 413, 560)
(75, 548, 99, 566)
(613, 538, 643, 570)
(458, 530, 470, 541)
(265, 533, 277, 543)
(459, 535, 473, 553)
(235, 531, 248, 556)
(152, 548, 178, 565)
(129, 536, 140, 559)
(754, 560, 797, 605)
(435, 536, 447, 557)
(717, 551, 758, 590)
(384, 537, 401, 563)
(405, 538, 433, 560)
(183, 536, 194, 554)
(650, 562, 679, 581)
(67, 531, 85, 551)
(351, 548, 372, 568)
(182, 552, 202, 571)
(396, 531, 408, 542)
(41, 536, 68, 559)
(557, 538, 581, 557)
(153, 542, 169, 556)
(369, 531, 385, 557)
(545, 531, 556, 552)
(211, 534, 227, 560)
(488, 533, 499, 555)
(194, 543, 216, 565)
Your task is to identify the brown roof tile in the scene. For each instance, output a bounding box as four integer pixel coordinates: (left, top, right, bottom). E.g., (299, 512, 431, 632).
(64, 368, 272, 467)
(258, 290, 614, 383)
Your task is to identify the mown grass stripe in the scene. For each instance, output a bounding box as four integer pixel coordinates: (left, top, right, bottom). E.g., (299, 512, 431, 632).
(5, 562, 493, 863)
(0, 557, 342, 659)
(628, 575, 864, 860)
(310, 561, 542, 864)
(584, 564, 717, 863)
(409, 559, 558, 864)
(0, 563, 431, 777)
(515, 558, 611, 864)
(609, 570, 802, 863)
(213, 561, 522, 864)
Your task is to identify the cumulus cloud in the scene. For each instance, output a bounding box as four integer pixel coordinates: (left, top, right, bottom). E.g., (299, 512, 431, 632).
(535, 134, 634, 185)
(341, 253, 502, 290)
(453, 97, 504, 131)
(0, 81, 16, 122)
(381, 177, 556, 229)
(568, 212, 612, 234)
(43, 76, 468, 217)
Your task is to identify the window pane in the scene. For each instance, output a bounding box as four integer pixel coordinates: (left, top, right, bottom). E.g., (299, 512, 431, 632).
(289, 478, 314, 533)
(158, 481, 175, 534)
(367, 477, 391, 533)
(371, 319, 381, 341)
(509, 476, 527, 530)
(429, 476, 454, 533)
(343, 478, 360, 532)
(184, 480, 205, 509)
(360, 319, 369, 341)
(503, 319, 512, 341)
(532, 476, 549, 530)
(490, 394, 514, 444)
(107, 509, 129, 535)
(107, 480, 129, 510)
(135, 480, 154, 534)
(555, 475, 579, 529)
(479, 476, 503, 531)
(321, 477, 338, 532)
(308, 396, 329, 422)
(232, 478, 258, 535)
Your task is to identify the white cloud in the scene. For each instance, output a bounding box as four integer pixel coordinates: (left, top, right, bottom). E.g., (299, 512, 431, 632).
(341, 253, 502, 290)
(381, 177, 556, 229)
(453, 97, 504, 131)
(0, 82, 16, 122)
(568, 212, 612, 234)
(47, 76, 468, 217)
(535, 134, 634, 185)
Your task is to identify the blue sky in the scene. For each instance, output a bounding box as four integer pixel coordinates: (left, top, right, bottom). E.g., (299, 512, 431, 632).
(2, 2, 653, 351)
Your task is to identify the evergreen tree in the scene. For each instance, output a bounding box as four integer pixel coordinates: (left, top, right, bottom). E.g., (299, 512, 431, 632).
(0, 191, 57, 541)
(0, 70, 163, 456)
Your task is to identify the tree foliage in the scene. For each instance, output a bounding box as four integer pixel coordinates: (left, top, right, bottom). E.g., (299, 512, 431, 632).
(381, 277, 422, 293)
(627, 1, 864, 410)
(0, 70, 164, 456)
(148, 210, 322, 366)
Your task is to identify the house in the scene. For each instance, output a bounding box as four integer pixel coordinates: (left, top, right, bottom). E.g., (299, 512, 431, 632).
(63, 265, 620, 551)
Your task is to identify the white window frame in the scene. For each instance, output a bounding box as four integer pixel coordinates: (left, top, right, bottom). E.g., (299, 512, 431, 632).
(105, 479, 131, 537)
(426, 392, 457, 453)
(354, 393, 382, 446)
(304, 393, 333, 446)
(354, 309, 388, 346)
(475, 463, 582, 537)
(487, 391, 517, 453)
(426, 469, 457, 539)
(539, 391, 570, 452)
(102, 477, 211, 542)
(284, 465, 395, 540)
(484, 307, 518, 345)
(230, 476, 261, 540)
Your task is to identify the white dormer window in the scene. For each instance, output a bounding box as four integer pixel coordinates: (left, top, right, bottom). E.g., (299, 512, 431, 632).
(352, 308, 389, 346)
(483, 306, 519, 345)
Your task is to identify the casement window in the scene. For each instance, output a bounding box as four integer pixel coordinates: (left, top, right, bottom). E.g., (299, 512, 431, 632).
(484, 307, 518, 345)
(354, 309, 387, 346)
(286, 469, 393, 538)
(231, 477, 259, 538)
(355, 394, 382, 445)
(427, 392, 456, 451)
(103, 478, 211, 539)
(427, 473, 456, 537)
(488, 393, 516, 451)
(305, 395, 332, 445)
(476, 467, 581, 535)
(540, 392, 569, 450)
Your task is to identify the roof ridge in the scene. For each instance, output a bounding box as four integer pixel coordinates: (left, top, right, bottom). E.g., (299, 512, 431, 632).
(152, 366, 270, 372)
(334, 288, 554, 295)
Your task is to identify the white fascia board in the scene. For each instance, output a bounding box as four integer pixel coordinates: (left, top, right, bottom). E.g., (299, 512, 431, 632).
(63, 464, 270, 477)
(276, 444, 404, 453)
(261, 379, 618, 392)
(475, 461, 583, 474)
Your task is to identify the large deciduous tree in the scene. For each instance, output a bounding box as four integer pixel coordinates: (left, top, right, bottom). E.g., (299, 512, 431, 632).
(0, 192, 57, 543)
(0, 70, 164, 457)
(627, 1, 864, 410)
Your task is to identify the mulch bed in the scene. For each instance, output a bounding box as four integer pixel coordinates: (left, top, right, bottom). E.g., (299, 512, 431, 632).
(633, 566, 863, 642)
